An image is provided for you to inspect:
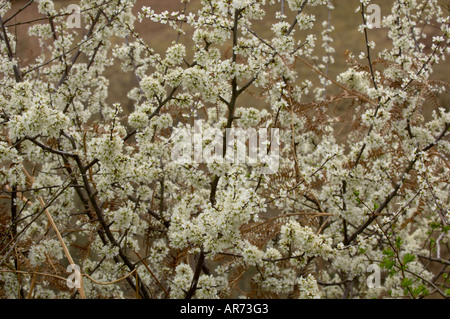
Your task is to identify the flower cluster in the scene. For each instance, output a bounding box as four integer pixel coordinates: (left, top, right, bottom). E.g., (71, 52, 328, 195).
(0, 0, 448, 299)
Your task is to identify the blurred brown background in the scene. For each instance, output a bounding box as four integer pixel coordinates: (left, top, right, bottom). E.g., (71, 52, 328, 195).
(5, 0, 449, 114)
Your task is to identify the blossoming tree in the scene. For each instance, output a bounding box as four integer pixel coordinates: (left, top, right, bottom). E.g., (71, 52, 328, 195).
(0, 0, 449, 299)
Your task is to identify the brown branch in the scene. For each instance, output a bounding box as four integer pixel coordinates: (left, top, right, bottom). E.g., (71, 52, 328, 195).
(3, 0, 34, 24)
(416, 254, 450, 266)
(56, 9, 103, 89)
(135, 252, 169, 298)
(73, 156, 151, 299)
(344, 123, 450, 246)
(0, 15, 21, 82)
(185, 249, 205, 299)
(295, 56, 377, 106)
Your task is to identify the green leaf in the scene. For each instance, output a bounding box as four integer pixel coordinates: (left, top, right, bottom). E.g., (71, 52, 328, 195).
(401, 278, 412, 288)
(430, 238, 436, 248)
(445, 289, 450, 296)
(403, 253, 415, 265)
(383, 248, 395, 257)
(395, 237, 403, 249)
(412, 285, 429, 298)
(430, 222, 441, 230)
(381, 257, 395, 270)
